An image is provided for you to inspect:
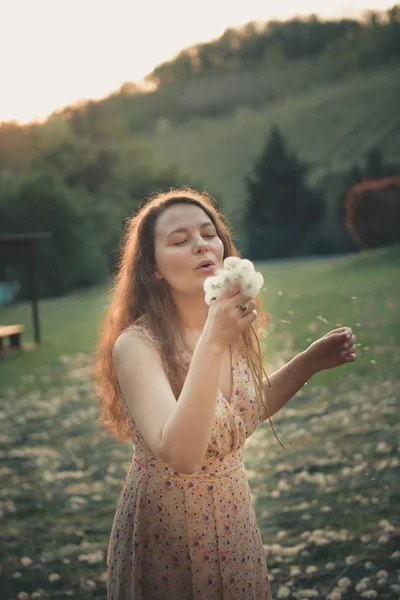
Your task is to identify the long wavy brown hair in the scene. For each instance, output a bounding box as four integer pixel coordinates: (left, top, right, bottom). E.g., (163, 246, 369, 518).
(92, 187, 283, 447)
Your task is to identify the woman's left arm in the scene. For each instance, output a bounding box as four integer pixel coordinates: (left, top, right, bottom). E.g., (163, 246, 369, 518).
(261, 327, 357, 420)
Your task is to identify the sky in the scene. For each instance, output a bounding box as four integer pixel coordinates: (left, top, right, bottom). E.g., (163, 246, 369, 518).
(0, 0, 394, 124)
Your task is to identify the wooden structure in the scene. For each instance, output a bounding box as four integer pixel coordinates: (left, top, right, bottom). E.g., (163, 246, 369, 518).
(0, 324, 24, 350)
(0, 232, 51, 348)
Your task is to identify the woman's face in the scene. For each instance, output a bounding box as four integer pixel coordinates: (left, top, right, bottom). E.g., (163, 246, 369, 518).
(154, 203, 224, 296)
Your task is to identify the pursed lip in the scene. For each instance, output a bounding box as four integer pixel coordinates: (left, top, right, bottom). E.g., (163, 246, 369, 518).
(195, 259, 215, 270)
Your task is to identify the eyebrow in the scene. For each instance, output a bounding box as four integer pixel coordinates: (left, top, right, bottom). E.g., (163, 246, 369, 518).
(166, 221, 215, 238)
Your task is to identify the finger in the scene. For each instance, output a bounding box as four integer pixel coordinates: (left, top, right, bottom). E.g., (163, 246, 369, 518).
(326, 327, 352, 339)
(237, 299, 256, 316)
(343, 338, 357, 351)
(241, 309, 258, 327)
(345, 353, 357, 362)
(227, 290, 254, 308)
(218, 280, 243, 300)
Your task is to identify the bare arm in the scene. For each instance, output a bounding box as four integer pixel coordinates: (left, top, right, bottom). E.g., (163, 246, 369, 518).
(113, 330, 224, 474)
(113, 284, 257, 475)
(261, 351, 318, 421)
(160, 335, 225, 473)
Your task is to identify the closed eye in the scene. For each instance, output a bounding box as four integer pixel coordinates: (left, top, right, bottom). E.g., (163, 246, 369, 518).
(174, 234, 216, 246)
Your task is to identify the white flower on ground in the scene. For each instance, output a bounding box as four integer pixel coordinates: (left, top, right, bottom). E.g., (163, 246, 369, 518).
(305, 565, 318, 574)
(20, 556, 33, 567)
(204, 257, 264, 305)
(361, 591, 377, 598)
(338, 577, 351, 588)
(277, 586, 291, 599)
(355, 581, 368, 592)
(379, 519, 394, 532)
(77, 550, 104, 564)
(378, 534, 389, 544)
(48, 573, 61, 582)
(377, 569, 388, 579)
(325, 562, 336, 570)
(327, 591, 342, 600)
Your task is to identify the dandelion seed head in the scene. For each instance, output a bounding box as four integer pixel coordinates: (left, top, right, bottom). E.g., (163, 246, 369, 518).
(204, 258, 264, 305)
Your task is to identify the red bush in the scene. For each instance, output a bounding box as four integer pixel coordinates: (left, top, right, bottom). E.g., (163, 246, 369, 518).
(344, 176, 400, 249)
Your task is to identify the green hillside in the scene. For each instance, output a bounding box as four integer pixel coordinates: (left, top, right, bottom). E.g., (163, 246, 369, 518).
(149, 64, 400, 238)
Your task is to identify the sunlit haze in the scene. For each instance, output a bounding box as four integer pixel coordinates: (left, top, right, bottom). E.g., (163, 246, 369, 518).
(0, 0, 394, 124)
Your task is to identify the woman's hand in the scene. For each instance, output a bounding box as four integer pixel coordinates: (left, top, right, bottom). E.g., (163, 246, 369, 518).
(304, 327, 358, 373)
(201, 282, 257, 350)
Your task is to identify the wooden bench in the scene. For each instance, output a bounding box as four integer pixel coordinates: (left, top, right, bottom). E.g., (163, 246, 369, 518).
(0, 324, 24, 352)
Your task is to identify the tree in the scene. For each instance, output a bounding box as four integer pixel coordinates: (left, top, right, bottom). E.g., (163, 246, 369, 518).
(244, 125, 324, 258)
(364, 147, 385, 179)
(0, 171, 110, 297)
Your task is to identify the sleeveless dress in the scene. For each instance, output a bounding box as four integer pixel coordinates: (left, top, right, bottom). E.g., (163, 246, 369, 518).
(106, 320, 272, 600)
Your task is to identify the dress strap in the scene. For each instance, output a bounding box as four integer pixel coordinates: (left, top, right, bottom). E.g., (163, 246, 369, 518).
(125, 320, 166, 362)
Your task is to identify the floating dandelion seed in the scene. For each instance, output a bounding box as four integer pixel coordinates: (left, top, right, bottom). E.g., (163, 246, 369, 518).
(370, 360, 377, 365)
(278, 290, 283, 295)
(317, 316, 329, 323)
(281, 320, 290, 324)
(356, 322, 361, 326)
(352, 296, 357, 300)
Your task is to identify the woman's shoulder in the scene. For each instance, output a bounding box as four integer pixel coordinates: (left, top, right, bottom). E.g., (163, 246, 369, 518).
(123, 315, 160, 345)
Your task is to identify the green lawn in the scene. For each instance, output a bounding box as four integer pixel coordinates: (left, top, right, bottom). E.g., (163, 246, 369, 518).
(2, 244, 398, 390)
(0, 282, 111, 390)
(1, 245, 399, 599)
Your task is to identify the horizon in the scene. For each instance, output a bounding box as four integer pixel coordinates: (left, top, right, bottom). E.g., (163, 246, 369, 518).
(0, 0, 395, 125)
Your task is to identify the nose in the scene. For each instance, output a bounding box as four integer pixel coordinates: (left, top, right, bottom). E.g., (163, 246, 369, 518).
(193, 236, 209, 254)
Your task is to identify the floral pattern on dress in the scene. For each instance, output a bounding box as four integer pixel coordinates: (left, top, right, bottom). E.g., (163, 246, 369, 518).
(107, 320, 272, 600)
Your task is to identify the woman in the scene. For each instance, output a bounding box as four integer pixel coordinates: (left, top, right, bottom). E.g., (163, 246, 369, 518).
(93, 187, 357, 600)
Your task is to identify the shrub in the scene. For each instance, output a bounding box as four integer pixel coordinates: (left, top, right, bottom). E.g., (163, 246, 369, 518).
(344, 176, 400, 249)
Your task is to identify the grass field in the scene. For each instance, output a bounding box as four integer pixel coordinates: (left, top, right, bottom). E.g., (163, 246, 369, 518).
(0, 245, 399, 598)
(149, 64, 400, 239)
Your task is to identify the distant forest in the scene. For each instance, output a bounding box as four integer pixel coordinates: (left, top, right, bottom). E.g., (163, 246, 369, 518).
(147, 5, 400, 86)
